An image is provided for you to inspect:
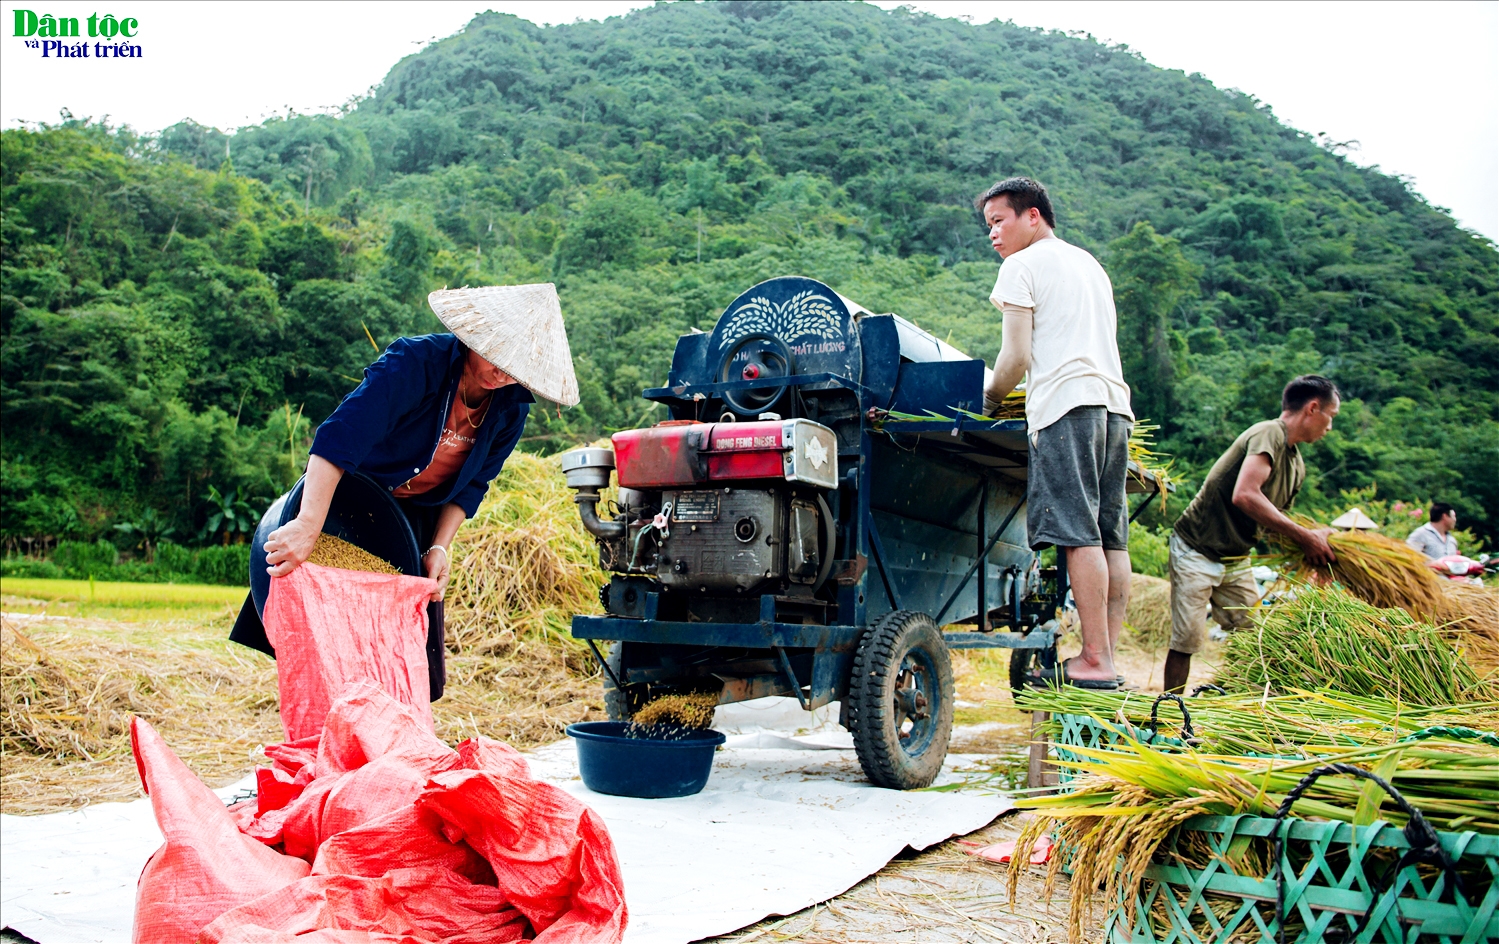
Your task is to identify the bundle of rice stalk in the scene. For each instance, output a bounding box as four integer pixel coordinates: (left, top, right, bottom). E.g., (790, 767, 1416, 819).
(445, 450, 607, 662)
(989, 390, 1026, 420)
(1121, 573, 1172, 651)
(1265, 519, 1445, 619)
(1008, 737, 1499, 942)
(1441, 582, 1499, 677)
(1127, 420, 1174, 506)
(1214, 585, 1487, 704)
(1018, 686, 1499, 756)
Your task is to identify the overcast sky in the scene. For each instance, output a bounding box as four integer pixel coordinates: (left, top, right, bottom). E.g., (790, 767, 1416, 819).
(2, 0, 1494, 239)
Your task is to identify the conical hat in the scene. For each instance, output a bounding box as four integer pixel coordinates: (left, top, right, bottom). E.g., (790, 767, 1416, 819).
(1330, 507, 1378, 530)
(427, 284, 579, 406)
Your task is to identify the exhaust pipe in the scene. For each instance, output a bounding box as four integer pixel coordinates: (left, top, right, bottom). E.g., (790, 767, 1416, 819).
(561, 447, 626, 539)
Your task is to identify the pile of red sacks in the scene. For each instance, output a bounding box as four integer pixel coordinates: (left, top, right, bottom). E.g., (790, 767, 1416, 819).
(130, 563, 626, 942)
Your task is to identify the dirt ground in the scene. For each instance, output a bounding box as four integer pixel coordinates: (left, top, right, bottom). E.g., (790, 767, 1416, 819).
(1, 586, 1223, 943)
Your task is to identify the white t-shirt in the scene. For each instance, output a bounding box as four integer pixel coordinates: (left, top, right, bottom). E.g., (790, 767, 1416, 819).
(990, 237, 1133, 431)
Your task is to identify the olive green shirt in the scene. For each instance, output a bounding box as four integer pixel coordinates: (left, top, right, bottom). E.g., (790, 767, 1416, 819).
(1173, 419, 1304, 562)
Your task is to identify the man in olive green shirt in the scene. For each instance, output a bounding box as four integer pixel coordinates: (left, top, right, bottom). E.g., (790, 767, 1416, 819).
(1163, 375, 1341, 694)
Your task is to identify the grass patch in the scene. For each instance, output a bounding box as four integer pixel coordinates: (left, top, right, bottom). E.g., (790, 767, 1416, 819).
(1, 577, 246, 624)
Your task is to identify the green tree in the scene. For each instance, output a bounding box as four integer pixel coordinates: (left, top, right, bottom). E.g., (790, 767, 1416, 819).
(1107, 222, 1200, 425)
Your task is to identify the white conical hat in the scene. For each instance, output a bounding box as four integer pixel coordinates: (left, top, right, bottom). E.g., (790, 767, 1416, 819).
(1330, 507, 1378, 530)
(427, 284, 579, 407)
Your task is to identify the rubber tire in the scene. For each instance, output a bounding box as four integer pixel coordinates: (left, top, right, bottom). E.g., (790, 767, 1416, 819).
(847, 610, 954, 790)
(603, 642, 632, 721)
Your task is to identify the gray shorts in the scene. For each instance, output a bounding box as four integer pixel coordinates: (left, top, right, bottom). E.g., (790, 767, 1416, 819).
(1026, 406, 1131, 550)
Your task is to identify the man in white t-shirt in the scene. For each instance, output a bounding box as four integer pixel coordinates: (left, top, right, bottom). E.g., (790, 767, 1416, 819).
(977, 177, 1133, 690)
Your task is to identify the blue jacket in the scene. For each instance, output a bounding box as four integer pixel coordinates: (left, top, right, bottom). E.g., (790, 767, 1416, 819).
(311, 334, 533, 517)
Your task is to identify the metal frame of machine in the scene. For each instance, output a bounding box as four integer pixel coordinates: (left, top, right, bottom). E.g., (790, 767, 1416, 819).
(565, 276, 1162, 789)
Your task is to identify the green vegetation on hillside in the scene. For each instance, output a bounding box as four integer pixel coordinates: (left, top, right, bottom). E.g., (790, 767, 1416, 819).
(4, 0, 1496, 557)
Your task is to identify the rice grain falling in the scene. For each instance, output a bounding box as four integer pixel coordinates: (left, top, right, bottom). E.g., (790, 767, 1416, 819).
(305, 534, 400, 575)
(628, 692, 719, 739)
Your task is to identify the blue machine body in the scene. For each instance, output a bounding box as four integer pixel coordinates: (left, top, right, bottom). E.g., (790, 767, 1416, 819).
(571, 276, 1160, 715)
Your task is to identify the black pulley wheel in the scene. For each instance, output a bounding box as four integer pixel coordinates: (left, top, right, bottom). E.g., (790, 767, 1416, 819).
(1009, 644, 1059, 699)
(847, 610, 954, 790)
(718, 333, 794, 416)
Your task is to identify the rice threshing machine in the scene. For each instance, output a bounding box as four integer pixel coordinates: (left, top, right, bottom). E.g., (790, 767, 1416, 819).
(562, 276, 1162, 789)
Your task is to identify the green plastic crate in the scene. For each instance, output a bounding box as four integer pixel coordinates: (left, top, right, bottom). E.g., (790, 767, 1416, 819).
(1105, 814, 1499, 944)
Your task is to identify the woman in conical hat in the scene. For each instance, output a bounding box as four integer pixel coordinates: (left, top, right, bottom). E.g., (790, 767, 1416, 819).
(238, 285, 577, 693)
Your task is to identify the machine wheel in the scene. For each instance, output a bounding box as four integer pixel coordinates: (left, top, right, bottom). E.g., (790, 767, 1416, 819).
(847, 610, 954, 790)
(602, 642, 632, 721)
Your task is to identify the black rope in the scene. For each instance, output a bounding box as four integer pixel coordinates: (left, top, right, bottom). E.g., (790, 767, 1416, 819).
(1142, 692, 1195, 742)
(1189, 683, 1225, 697)
(1271, 763, 1465, 944)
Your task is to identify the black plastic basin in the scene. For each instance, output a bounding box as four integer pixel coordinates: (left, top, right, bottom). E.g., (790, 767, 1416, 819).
(566, 722, 726, 798)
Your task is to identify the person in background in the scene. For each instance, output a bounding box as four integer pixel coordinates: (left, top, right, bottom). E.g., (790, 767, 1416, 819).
(1407, 503, 1460, 562)
(1162, 375, 1340, 695)
(978, 176, 1133, 690)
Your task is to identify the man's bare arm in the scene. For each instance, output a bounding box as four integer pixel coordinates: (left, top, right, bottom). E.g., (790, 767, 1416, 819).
(1232, 453, 1335, 565)
(984, 305, 1032, 413)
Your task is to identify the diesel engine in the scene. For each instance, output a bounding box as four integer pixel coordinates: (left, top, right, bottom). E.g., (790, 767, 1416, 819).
(562, 416, 839, 612)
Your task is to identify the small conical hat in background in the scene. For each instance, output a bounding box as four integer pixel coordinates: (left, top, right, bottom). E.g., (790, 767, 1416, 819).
(427, 284, 580, 406)
(1330, 507, 1378, 530)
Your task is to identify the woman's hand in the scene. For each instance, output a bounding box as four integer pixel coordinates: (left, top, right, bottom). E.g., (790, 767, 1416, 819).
(424, 545, 451, 602)
(264, 517, 321, 577)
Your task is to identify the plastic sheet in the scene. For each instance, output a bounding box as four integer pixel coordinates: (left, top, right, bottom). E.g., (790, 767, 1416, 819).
(4, 699, 1008, 944)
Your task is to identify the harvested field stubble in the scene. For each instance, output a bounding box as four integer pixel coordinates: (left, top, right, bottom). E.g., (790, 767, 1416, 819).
(1, 617, 280, 812)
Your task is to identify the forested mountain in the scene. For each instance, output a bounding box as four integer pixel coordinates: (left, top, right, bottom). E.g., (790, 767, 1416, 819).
(4, 0, 1496, 555)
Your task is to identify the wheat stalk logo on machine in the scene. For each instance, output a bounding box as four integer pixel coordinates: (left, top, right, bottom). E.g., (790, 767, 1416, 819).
(719, 291, 843, 350)
(804, 434, 829, 470)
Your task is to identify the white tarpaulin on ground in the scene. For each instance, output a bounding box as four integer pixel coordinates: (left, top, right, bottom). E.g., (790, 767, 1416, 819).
(1, 698, 1010, 943)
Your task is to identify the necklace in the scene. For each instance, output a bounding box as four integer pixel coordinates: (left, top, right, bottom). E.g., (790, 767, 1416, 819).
(458, 380, 493, 430)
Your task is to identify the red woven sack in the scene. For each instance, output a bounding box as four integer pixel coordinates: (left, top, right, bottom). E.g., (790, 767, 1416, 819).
(262, 563, 437, 741)
(418, 769, 628, 942)
(130, 718, 310, 943)
(199, 867, 528, 943)
(137, 683, 628, 942)
(244, 681, 461, 861)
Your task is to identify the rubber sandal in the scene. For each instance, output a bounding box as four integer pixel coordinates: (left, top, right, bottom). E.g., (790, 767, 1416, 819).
(1028, 661, 1121, 690)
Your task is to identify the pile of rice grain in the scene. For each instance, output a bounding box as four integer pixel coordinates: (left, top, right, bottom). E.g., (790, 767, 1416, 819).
(306, 533, 400, 574)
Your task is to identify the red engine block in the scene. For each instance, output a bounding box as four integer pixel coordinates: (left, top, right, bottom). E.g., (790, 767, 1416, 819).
(613, 419, 838, 490)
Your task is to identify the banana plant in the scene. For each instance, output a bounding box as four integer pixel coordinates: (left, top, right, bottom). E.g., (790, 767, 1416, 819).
(114, 507, 177, 562)
(199, 485, 257, 546)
